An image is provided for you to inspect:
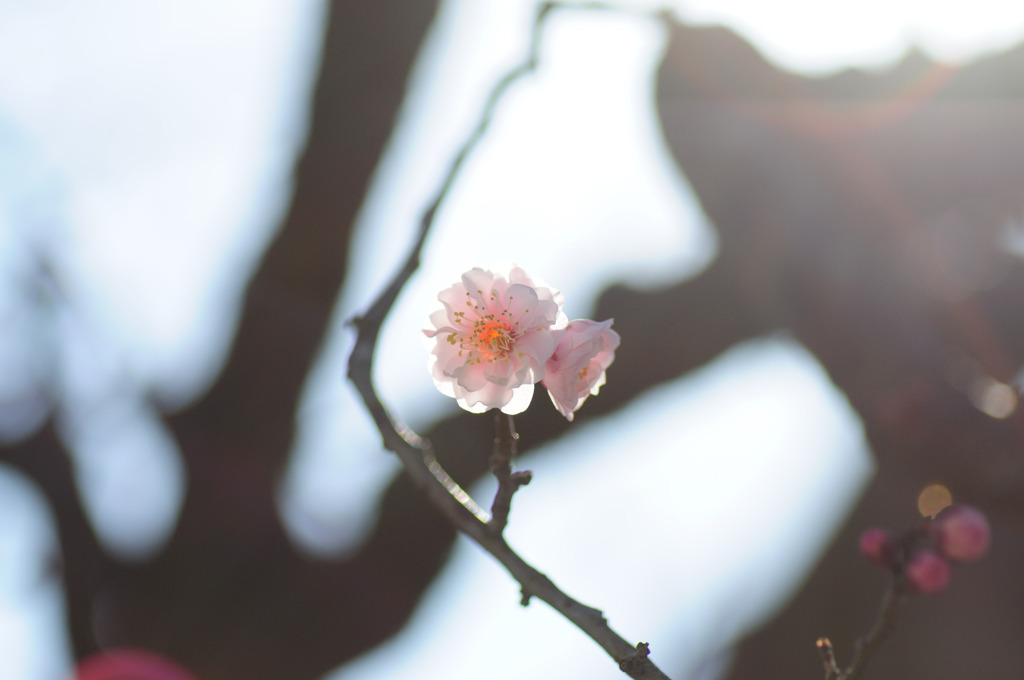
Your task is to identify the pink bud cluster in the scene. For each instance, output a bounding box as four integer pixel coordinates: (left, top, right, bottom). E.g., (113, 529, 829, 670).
(424, 266, 620, 420)
(858, 504, 991, 594)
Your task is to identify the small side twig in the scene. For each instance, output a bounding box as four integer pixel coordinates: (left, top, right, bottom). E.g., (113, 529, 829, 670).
(488, 412, 532, 534)
(619, 642, 652, 674)
(815, 638, 841, 680)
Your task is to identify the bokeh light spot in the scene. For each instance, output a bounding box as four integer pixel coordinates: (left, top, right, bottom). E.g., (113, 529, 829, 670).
(971, 379, 1017, 419)
(917, 483, 952, 518)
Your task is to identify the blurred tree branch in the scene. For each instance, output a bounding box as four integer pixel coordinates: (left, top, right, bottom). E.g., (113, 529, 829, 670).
(654, 21, 1024, 680)
(4, 0, 443, 677)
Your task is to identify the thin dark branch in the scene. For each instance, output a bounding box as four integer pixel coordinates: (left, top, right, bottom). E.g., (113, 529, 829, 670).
(347, 3, 673, 678)
(349, 0, 547, 342)
(843, 582, 907, 679)
(817, 579, 908, 680)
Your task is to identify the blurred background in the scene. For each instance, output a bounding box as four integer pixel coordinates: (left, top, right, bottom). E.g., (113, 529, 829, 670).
(2, 1, 1024, 678)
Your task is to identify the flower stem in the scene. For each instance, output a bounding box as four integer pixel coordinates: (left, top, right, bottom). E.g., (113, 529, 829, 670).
(488, 412, 531, 534)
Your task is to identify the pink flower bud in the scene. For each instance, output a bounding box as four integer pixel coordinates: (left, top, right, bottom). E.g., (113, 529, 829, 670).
(542, 318, 619, 421)
(937, 504, 991, 563)
(905, 549, 951, 594)
(858, 527, 895, 569)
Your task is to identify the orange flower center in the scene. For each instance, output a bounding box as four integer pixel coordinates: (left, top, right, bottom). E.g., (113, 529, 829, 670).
(469, 317, 514, 361)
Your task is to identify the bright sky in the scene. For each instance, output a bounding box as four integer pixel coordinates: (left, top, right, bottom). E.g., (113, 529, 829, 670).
(677, 0, 1024, 72)
(1, 0, 1022, 678)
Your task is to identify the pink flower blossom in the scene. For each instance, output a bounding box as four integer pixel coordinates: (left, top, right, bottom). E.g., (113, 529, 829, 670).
(542, 318, 620, 421)
(424, 266, 565, 414)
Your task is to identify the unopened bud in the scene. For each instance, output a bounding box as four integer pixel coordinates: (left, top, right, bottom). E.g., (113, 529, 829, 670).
(905, 549, 951, 594)
(859, 527, 895, 569)
(937, 504, 991, 563)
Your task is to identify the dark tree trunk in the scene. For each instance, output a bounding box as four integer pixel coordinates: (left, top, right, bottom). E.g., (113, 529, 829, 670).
(653, 22, 1024, 680)
(3, 1, 441, 678)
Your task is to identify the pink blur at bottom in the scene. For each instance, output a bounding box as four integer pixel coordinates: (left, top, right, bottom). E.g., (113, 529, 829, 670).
(71, 648, 198, 680)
